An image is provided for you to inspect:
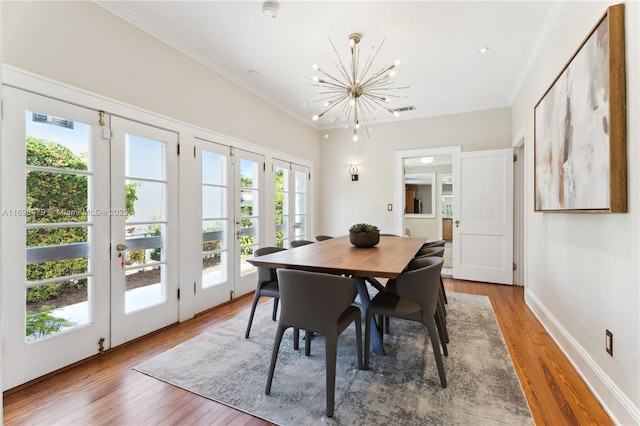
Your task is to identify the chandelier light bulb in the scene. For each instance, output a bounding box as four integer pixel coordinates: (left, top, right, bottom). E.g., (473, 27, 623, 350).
(393, 110, 400, 117)
(312, 115, 319, 121)
(395, 60, 401, 66)
(312, 75, 320, 82)
(353, 133, 359, 142)
(389, 70, 396, 77)
(312, 64, 319, 70)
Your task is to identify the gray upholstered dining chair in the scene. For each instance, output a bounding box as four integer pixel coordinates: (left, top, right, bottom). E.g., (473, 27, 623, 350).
(290, 239, 315, 248)
(265, 269, 363, 417)
(245, 247, 288, 338)
(364, 256, 447, 388)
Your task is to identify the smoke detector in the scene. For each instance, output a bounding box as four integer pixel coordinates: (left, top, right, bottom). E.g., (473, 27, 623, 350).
(262, 1, 279, 18)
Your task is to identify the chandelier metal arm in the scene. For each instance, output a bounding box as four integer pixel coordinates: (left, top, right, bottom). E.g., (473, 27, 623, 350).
(328, 37, 353, 84)
(358, 38, 386, 84)
(316, 94, 350, 119)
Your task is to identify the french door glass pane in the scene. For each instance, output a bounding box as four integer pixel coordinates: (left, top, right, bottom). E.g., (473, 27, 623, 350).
(202, 150, 228, 288)
(294, 170, 308, 239)
(124, 135, 167, 313)
(24, 111, 92, 341)
(240, 159, 258, 276)
(126, 136, 165, 180)
(275, 166, 288, 248)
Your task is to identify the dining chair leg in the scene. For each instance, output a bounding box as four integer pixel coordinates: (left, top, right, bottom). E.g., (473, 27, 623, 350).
(325, 332, 338, 417)
(265, 325, 287, 394)
(440, 276, 448, 305)
(293, 327, 300, 350)
(434, 311, 448, 357)
(304, 330, 312, 356)
(272, 297, 279, 321)
(437, 297, 449, 344)
(425, 319, 447, 388)
(244, 292, 261, 338)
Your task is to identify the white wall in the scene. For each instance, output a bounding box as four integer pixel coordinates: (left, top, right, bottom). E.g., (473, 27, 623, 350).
(318, 107, 512, 236)
(511, 1, 639, 424)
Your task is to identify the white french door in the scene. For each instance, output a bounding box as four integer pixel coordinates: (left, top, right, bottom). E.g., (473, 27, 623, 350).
(194, 137, 235, 313)
(273, 159, 310, 247)
(1, 87, 110, 389)
(1, 88, 180, 388)
(109, 116, 179, 346)
(453, 148, 514, 285)
(234, 148, 265, 297)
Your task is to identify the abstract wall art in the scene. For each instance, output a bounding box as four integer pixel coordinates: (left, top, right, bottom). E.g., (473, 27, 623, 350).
(534, 4, 626, 213)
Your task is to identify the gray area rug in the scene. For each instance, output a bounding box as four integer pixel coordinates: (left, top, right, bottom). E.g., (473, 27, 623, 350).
(135, 292, 532, 425)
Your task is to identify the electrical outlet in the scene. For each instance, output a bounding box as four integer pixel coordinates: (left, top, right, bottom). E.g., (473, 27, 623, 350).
(605, 330, 613, 356)
(387, 203, 393, 211)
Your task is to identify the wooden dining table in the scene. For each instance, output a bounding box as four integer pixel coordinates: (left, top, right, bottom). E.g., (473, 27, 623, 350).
(247, 235, 427, 354)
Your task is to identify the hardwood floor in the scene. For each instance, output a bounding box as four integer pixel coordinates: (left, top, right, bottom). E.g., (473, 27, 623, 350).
(3, 279, 613, 425)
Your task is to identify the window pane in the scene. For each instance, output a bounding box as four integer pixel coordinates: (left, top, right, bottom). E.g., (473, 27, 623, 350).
(276, 215, 288, 245)
(295, 215, 307, 237)
(125, 264, 165, 313)
(26, 171, 88, 223)
(295, 170, 307, 192)
(26, 278, 90, 342)
(203, 186, 226, 218)
(240, 189, 258, 217)
(203, 220, 226, 251)
(275, 166, 287, 191)
(26, 111, 90, 170)
(126, 180, 165, 222)
(240, 159, 258, 188)
(126, 135, 165, 180)
(124, 224, 165, 266)
(295, 193, 307, 215)
(203, 151, 225, 185)
(203, 251, 227, 288)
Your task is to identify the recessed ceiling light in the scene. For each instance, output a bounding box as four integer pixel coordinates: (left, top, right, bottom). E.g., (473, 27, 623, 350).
(478, 47, 489, 54)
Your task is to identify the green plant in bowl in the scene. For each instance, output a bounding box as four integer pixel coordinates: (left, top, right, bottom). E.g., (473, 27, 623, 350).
(348, 223, 380, 247)
(348, 223, 380, 234)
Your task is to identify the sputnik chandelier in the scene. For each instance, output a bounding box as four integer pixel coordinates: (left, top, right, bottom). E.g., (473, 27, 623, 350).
(305, 33, 411, 142)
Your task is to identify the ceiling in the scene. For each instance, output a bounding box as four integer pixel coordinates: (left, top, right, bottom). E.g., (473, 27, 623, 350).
(97, 1, 558, 129)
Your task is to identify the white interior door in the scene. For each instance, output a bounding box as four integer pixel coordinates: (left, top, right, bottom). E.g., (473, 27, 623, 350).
(1, 87, 110, 389)
(453, 148, 514, 285)
(109, 116, 179, 346)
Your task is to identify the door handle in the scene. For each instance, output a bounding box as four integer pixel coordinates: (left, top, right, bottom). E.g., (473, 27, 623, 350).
(116, 243, 128, 251)
(455, 220, 460, 228)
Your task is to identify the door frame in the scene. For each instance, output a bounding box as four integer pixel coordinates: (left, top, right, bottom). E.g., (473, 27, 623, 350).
(395, 146, 461, 253)
(512, 131, 526, 287)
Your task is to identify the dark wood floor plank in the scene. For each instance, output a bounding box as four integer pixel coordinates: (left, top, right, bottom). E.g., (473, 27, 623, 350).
(4, 282, 611, 425)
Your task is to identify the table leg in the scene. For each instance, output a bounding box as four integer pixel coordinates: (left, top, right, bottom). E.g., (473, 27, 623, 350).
(355, 276, 385, 356)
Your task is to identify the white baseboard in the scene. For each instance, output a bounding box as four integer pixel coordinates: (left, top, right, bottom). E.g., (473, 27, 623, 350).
(525, 289, 640, 426)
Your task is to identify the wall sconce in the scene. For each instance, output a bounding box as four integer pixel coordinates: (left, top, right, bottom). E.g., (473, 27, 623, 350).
(349, 164, 359, 181)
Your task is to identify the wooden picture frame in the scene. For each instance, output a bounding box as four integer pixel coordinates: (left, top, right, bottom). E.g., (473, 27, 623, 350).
(534, 3, 626, 213)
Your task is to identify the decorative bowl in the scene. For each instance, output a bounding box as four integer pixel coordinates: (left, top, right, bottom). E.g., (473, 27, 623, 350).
(349, 232, 380, 248)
